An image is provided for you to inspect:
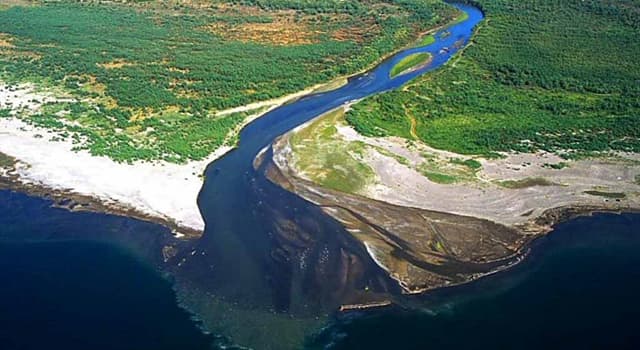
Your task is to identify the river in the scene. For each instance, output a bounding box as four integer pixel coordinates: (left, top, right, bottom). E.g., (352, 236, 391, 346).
(1, 3, 639, 350)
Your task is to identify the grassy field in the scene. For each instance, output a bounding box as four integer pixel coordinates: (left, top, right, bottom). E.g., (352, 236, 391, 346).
(390, 53, 432, 78)
(289, 109, 374, 194)
(498, 177, 557, 189)
(0, 0, 457, 163)
(346, 0, 640, 159)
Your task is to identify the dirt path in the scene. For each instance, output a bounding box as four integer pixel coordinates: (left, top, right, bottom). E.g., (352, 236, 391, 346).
(403, 104, 420, 140)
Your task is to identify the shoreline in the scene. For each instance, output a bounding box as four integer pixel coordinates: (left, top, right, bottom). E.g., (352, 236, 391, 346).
(267, 106, 640, 295)
(271, 142, 640, 296)
(336, 208, 640, 313)
(0, 9, 458, 238)
(0, 151, 204, 238)
(0, 113, 233, 236)
(0, 77, 353, 237)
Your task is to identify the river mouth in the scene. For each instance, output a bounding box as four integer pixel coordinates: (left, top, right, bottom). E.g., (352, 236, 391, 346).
(173, 3, 487, 346)
(2, 190, 639, 350)
(4, 4, 488, 349)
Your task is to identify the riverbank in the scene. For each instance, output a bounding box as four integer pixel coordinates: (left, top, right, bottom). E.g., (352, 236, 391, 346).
(0, 81, 341, 236)
(0, 1, 461, 237)
(0, 44, 407, 237)
(268, 105, 640, 293)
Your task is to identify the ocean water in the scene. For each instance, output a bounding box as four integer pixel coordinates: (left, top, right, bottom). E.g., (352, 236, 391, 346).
(308, 213, 640, 349)
(2, 189, 639, 349)
(0, 241, 219, 350)
(0, 190, 215, 350)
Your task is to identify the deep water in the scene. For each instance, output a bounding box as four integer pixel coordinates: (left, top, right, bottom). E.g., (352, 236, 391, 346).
(1, 190, 639, 349)
(0, 191, 215, 350)
(308, 213, 640, 349)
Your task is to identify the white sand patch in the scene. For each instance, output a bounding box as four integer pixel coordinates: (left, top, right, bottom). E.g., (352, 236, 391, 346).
(361, 144, 640, 226)
(0, 83, 238, 233)
(0, 116, 230, 232)
(0, 83, 72, 112)
(0, 75, 353, 234)
(286, 108, 640, 227)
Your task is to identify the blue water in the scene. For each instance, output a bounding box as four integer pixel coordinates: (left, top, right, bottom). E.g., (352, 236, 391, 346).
(1, 3, 639, 349)
(189, 1, 485, 314)
(2, 192, 639, 349)
(0, 191, 217, 350)
(308, 213, 640, 349)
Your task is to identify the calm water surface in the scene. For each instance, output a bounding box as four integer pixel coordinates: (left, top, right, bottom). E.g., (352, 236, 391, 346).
(0, 191, 216, 350)
(309, 213, 640, 349)
(2, 192, 639, 349)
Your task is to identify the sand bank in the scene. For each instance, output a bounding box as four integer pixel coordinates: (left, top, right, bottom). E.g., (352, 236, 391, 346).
(0, 115, 229, 235)
(0, 72, 355, 236)
(0, 82, 305, 235)
(277, 106, 640, 230)
(268, 106, 640, 293)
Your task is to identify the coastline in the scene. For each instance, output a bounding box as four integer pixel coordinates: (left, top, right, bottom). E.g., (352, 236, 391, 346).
(267, 106, 640, 295)
(0, 82, 332, 237)
(271, 136, 640, 296)
(0, 7, 461, 237)
(6, 0, 629, 306)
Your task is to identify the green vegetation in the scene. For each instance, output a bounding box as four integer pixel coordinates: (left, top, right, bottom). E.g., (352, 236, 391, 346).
(543, 162, 569, 170)
(416, 34, 435, 47)
(416, 157, 482, 184)
(450, 157, 482, 170)
(390, 53, 432, 78)
(346, 0, 640, 159)
(498, 177, 556, 189)
(0, 0, 457, 163)
(416, 151, 480, 184)
(0, 152, 16, 168)
(374, 146, 411, 166)
(451, 9, 469, 25)
(290, 109, 374, 194)
(635, 175, 640, 186)
(421, 171, 457, 184)
(584, 190, 627, 199)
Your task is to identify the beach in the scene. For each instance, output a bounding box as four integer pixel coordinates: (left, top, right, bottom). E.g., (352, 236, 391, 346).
(0, 73, 355, 236)
(0, 116, 227, 235)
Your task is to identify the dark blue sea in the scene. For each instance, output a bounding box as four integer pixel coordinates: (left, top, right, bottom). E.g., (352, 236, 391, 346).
(1, 190, 639, 349)
(308, 213, 640, 350)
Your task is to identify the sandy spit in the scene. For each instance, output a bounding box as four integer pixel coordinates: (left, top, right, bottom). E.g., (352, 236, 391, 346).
(0, 82, 306, 235)
(0, 116, 230, 235)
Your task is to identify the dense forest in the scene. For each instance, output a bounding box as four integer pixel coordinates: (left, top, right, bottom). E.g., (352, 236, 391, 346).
(346, 0, 640, 158)
(0, 0, 455, 163)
